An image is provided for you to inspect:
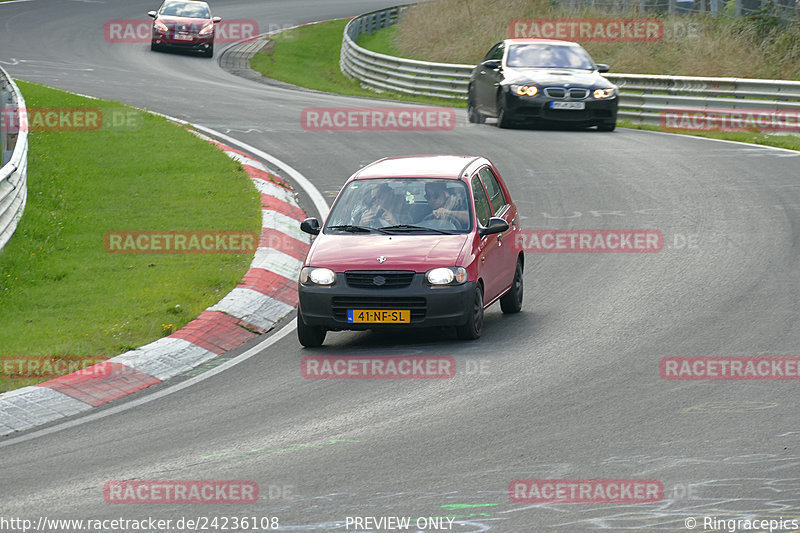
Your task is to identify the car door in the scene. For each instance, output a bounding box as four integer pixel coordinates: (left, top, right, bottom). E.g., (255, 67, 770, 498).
(475, 42, 505, 114)
(478, 166, 517, 293)
(470, 173, 505, 304)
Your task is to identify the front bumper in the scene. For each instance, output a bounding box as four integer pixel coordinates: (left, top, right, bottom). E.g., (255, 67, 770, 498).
(152, 32, 213, 51)
(298, 272, 476, 331)
(501, 91, 618, 125)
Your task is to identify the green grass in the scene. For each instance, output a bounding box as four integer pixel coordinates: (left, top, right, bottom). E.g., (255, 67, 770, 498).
(0, 81, 261, 393)
(248, 19, 464, 108)
(357, 25, 405, 58)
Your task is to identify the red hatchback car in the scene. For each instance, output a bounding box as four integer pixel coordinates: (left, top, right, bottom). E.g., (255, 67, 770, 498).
(297, 155, 524, 347)
(148, 0, 220, 57)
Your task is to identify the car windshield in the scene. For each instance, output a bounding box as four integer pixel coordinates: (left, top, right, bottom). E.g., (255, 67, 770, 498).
(160, 1, 210, 18)
(506, 44, 595, 69)
(325, 178, 472, 234)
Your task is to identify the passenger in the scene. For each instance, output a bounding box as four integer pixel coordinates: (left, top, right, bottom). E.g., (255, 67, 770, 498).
(357, 183, 409, 227)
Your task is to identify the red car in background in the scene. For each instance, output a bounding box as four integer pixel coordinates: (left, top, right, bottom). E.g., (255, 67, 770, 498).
(297, 155, 524, 347)
(148, 0, 220, 57)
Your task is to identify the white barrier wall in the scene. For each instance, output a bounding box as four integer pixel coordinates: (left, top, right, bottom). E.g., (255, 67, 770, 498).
(0, 66, 28, 251)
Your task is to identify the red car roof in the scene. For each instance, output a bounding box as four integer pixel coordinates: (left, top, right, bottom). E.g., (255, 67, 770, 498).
(353, 155, 482, 180)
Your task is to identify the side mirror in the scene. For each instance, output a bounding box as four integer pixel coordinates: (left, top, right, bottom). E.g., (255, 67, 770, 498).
(212, 16, 222, 23)
(483, 59, 501, 70)
(300, 218, 321, 235)
(147, 10, 157, 18)
(596, 64, 610, 73)
(479, 217, 509, 237)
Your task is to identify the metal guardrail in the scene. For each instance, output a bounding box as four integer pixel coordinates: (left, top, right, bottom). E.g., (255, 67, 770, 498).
(340, 5, 474, 100)
(0, 66, 28, 251)
(340, 6, 800, 126)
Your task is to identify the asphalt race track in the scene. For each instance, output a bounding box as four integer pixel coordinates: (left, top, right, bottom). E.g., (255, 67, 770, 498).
(1, 1, 800, 531)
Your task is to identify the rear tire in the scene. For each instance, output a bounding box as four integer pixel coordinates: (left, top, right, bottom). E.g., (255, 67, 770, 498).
(500, 258, 524, 314)
(297, 314, 326, 347)
(467, 88, 485, 124)
(456, 285, 484, 340)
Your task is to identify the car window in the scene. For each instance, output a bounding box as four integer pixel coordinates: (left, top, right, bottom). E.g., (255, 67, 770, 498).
(506, 44, 595, 69)
(471, 175, 491, 227)
(479, 167, 508, 214)
(160, 1, 210, 18)
(483, 42, 504, 62)
(325, 178, 471, 233)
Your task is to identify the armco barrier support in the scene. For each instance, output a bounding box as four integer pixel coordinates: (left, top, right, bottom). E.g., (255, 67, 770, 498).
(0, 66, 28, 251)
(340, 6, 800, 124)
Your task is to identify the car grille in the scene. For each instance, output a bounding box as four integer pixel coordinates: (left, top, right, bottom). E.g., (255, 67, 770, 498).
(345, 271, 415, 289)
(544, 87, 589, 99)
(332, 296, 427, 321)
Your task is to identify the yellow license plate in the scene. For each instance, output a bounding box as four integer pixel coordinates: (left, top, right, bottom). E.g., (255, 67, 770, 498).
(347, 310, 410, 323)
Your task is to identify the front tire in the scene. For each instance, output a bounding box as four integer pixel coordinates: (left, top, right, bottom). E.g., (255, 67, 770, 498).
(597, 121, 616, 132)
(496, 93, 512, 129)
(500, 258, 524, 314)
(456, 284, 484, 340)
(203, 43, 214, 58)
(297, 314, 326, 347)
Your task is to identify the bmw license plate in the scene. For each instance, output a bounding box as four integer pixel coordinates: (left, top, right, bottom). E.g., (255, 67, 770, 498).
(551, 101, 585, 110)
(348, 310, 410, 323)
(174, 33, 194, 41)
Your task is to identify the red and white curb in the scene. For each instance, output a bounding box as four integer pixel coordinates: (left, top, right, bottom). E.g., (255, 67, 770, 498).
(0, 135, 311, 436)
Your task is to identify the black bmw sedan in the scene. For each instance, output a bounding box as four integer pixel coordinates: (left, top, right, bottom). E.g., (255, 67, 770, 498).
(468, 38, 618, 131)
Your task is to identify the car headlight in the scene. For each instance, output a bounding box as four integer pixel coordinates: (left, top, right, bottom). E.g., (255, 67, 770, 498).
(593, 88, 616, 99)
(426, 267, 468, 286)
(300, 267, 336, 286)
(512, 85, 539, 97)
(153, 20, 169, 33)
(199, 22, 214, 36)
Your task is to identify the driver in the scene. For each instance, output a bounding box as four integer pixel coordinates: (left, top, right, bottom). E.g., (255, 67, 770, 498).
(425, 182, 469, 227)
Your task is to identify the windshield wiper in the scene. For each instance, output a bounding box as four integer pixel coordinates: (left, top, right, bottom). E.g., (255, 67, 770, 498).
(382, 224, 455, 235)
(327, 224, 389, 234)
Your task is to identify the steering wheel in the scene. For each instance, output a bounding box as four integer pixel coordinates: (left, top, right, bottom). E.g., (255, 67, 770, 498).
(421, 212, 461, 230)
